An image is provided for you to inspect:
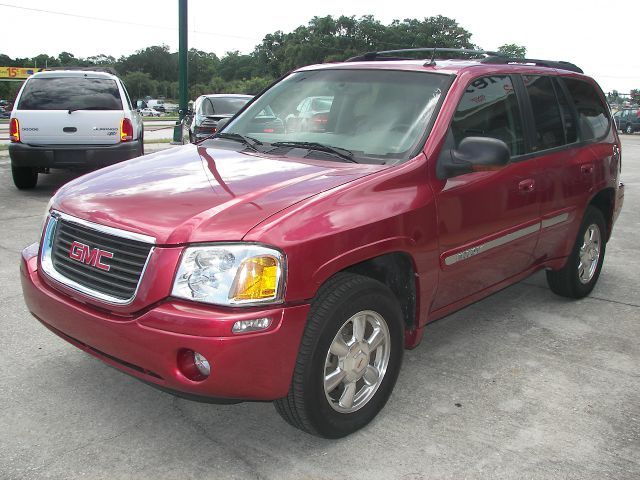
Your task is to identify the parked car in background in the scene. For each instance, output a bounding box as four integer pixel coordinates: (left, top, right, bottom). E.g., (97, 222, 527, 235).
(140, 107, 161, 117)
(612, 108, 640, 134)
(185, 94, 252, 142)
(20, 50, 624, 438)
(285, 95, 334, 132)
(8, 68, 143, 189)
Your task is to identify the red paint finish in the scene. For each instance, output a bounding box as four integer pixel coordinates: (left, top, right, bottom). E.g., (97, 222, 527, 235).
(22, 248, 309, 400)
(21, 60, 624, 402)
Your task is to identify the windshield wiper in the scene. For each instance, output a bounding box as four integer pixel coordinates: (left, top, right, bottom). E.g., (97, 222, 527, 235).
(67, 106, 108, 114)
(204, 132, 263, 151)
(271, 141, 357, 163)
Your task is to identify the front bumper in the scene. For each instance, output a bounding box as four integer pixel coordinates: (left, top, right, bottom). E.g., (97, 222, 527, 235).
(9, 141, 141, 169)
(20, 244, 309, 401)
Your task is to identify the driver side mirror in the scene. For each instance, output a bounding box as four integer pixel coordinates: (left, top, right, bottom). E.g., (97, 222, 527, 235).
(440, 137, 510, 178)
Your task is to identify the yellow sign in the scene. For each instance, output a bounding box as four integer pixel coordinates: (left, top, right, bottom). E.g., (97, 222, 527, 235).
(0, 67, 44, 80)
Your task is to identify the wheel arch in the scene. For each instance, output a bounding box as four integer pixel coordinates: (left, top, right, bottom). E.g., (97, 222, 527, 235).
(313, 248, 419, 345)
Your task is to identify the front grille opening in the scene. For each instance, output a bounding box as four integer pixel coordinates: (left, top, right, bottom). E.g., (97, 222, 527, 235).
(51, 219, 153, 301)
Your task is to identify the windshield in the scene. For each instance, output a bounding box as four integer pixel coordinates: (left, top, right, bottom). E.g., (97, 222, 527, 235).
(18, 77, 122, 110)
(200, 96, 251, 116)
(215, 69, 449, 163)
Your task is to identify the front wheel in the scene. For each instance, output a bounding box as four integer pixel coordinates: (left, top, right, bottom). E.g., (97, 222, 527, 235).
(274, 273, 404, 438)
(625, 124, 634, 135)
(546, 206, 606, 298)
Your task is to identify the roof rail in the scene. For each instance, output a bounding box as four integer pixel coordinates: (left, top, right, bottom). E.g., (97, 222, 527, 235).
(43, 66, 119, 76)
(346, 48, 501, 64)
(479, 56, 583, 74)
(345, 48, 583, 73)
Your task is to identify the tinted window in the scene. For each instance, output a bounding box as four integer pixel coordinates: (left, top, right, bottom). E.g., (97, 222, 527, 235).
(18, 77, 122, 110)
(200, 97, 250, 116)
(451, 75, 524, 156)
(562, 78, 609, 140)
(524, 76, 565, 150)
(553, 78, 578, 144)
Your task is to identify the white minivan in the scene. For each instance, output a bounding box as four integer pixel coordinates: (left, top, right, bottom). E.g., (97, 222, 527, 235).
(9, 69, 143, 189)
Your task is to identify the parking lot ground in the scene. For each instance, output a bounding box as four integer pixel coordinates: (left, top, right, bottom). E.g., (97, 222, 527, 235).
(0, 138, 638, 480)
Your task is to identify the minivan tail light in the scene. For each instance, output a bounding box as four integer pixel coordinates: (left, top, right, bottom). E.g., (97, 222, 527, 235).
(120, 118, 133, 142)
(10, 118, 20, 143)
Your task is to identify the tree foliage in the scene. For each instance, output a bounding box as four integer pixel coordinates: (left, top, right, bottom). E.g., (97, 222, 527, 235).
(0, 14, 538, 102)
(497, 43, 526, 58)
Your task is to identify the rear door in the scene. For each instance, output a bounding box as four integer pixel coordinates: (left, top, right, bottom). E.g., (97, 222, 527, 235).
(532, 76, 615, 260)
(14, 75, 124, 145)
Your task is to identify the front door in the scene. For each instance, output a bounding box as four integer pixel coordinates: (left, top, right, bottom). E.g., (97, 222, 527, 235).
(431, 75, 540, 311)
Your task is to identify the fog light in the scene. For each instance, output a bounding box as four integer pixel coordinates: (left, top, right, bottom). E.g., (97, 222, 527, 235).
(177, 349, 211, 381)
(193, 352, 210, 376)
(232, 317, 272, 334)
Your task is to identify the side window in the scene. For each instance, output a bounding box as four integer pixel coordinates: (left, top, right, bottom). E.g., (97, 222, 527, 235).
(553, 78, 578, 144)
(121, 83, 133, 110)
(562, 78, 609, 141)
(523, 75, 565, 150)
(451, 75, 525, 156)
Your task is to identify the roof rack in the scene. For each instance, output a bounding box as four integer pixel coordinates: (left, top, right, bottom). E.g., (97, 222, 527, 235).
(43, 66, 119, 76)
(345, 47, 583, 73)
(479, 56, 583, 73)
(346, 48, 501, 65)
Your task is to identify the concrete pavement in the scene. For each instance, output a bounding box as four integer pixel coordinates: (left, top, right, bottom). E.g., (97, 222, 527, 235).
(0, 138, 638, 479)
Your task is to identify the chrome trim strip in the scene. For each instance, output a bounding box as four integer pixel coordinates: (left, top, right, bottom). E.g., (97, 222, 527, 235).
(443, 212, 570, 266)
(40, 214, 155, 306)
(444, 223, 540, 266)
(53, 210, 156, 245)
(541, 212, 569, 229)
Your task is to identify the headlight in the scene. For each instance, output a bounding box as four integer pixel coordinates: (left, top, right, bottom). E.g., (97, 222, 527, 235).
(172, 244, 285, 306)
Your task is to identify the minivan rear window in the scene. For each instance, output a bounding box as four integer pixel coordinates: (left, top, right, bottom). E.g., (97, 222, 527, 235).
(18, 77, 122, 111)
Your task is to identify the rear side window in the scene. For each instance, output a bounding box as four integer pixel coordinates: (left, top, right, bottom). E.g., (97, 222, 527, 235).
(201, 97, 250, 116)
(562, 78, 609, 140)
(523, 75, 565, 150)
(18, 77, 122, 111)
(451, 75, 525, 156)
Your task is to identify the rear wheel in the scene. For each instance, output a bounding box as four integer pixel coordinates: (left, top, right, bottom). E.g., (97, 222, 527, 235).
(625, 124, 634, 135)
(546, 206, 606, 298)
(274, 273, 404, 438)
(12, 165, 38, 189)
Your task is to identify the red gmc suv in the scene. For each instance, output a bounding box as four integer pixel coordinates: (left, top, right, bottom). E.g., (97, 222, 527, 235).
(20, 49, 625, 438)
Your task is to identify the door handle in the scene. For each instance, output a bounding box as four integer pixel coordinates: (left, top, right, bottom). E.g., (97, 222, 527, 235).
(581, 164, 594, 175)
(518, 179, 535, 193)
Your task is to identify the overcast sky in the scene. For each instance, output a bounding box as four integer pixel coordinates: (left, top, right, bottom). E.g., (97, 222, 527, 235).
(1, 0, 638, 93)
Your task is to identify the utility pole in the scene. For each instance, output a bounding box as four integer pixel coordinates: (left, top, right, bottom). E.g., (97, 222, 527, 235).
(172, 0, 188, 144)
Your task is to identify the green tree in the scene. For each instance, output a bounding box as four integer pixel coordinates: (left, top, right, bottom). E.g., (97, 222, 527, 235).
(630, 89, 640, 105)
(122, 71, 156, 99)
(188, 49, 219, 85)
(497, 44, 527, 58)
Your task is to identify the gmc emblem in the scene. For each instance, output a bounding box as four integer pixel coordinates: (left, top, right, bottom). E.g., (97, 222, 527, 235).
(68, 241, 114, 271)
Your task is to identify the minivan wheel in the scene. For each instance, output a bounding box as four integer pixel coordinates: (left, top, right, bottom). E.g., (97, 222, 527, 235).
(625, 124, 634, 135)
(546, 206, 606, 298)
(274, 273, 404, 438)
(12, 165, 38, 189)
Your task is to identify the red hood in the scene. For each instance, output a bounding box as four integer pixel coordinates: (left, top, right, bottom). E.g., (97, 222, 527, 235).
(53, 144, 384, 245)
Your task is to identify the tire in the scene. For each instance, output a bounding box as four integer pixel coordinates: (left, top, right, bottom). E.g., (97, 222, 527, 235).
(12, 165, 38, 189)
(546, 206, 606, 298)
(274, 273, 404, 438)
(625, 124, 634, 135)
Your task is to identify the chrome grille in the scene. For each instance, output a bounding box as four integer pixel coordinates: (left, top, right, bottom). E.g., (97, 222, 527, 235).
(41, 212, 155, 304)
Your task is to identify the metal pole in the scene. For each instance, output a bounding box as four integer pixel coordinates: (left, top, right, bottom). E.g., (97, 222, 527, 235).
(172, 0, 188, 144)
